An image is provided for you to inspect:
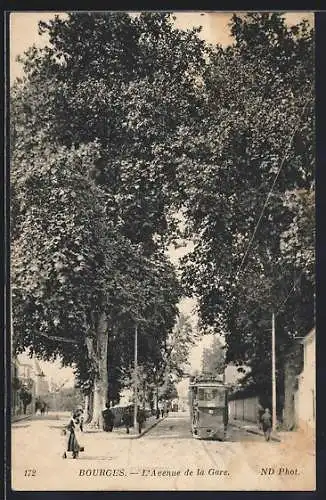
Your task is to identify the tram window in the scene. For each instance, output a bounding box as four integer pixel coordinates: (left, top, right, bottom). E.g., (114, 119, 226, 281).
(198, 388, 225, 404)
(198, 389, 205, 400)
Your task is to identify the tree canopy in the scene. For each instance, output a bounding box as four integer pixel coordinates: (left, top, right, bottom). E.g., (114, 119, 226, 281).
(11, 12, 204, 413)
(178, 13, 314, 393)
(11, 11, 314, 409)
(201, 336, 225, 376)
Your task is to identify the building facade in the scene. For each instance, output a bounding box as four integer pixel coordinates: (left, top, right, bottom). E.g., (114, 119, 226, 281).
(283, 328, 315, 433)
(295, 328, 315, 433)
(11, 356, 36, 417)
(11, 353, 49, 418)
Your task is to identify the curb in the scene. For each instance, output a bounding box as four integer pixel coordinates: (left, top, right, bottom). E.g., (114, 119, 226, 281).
(12, 413, 63, 424)
(128, 416, 167, 439)
(230, 421, 281, 442)
(12, 414, 33, 423)
(72, 417, 168, 438)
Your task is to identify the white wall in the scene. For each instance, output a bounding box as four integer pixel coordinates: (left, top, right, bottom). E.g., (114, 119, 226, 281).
(296, 330, 315, 431)
(228, 396, 259, 423)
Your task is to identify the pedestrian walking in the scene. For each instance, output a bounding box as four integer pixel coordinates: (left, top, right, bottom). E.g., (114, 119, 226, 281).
(137, 408, 146, 434)
(40, 401, 46, 416)
(261, 408, 272, 441)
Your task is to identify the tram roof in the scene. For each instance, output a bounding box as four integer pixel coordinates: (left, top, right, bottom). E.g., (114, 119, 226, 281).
(189, 374, 224, 384)
(189, 381, 226, 388)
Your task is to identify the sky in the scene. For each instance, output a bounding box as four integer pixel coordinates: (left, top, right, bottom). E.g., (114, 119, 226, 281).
(9, 11, 231, 81)
(9, 11, 314, 83)
(10, 11, 314, 386)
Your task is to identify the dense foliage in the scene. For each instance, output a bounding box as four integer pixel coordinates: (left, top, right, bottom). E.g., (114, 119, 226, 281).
(201, 336, 225, 375)
(179, 13, 314, 396)
(11, 12, 204, 409)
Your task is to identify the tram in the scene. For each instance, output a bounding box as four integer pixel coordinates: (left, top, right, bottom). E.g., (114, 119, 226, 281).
(189, 375, 228, 440)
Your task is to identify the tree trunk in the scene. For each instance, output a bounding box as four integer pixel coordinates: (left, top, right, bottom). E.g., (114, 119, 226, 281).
(143, 382, 146, 410)
(83, 394, 90, 423)
(91, 379, 105, 428)
(88, 391, 94, 422)
(88, 312, 109, 429)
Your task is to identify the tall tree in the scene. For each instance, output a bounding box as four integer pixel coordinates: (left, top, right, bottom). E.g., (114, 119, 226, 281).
(11, 12, 208, 425)
(12, 12, 208, 249)
(177, 13, 314, 399)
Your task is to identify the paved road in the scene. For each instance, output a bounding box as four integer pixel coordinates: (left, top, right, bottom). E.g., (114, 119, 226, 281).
(145, 412, 266, 442)
(10, 411, 315, 491)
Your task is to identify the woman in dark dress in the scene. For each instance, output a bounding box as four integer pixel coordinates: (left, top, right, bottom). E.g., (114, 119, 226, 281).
(63, 413, 81, 459)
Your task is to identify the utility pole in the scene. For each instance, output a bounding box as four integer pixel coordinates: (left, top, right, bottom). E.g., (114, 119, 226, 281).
(272, 312, 277, 432)
(133, 323, 138, 429)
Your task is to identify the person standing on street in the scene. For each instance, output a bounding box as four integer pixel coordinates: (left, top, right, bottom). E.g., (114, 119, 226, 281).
(261, 408, 272, 441)
(102, 403, 114, 432)
(123, 407, 133, 434)
(159, 401, 164, 418)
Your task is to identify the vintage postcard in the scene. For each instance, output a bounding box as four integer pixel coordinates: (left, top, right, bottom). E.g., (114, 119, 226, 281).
(8, 10, 315, 492)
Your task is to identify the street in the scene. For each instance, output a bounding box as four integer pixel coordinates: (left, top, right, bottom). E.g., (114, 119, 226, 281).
(11, 411, 315, 491)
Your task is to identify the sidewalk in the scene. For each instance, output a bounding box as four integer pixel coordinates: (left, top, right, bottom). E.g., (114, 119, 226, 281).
(117, 414, 166, 439)
(12, 411, 66, 424)
(229, 418, 281, 442)
(12, 414, 33, 423)
(230, 418, 315, 454)
(85, 415, 166, 439)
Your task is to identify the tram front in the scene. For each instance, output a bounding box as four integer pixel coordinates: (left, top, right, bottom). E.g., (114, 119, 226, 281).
(190, 381, 228, 441)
